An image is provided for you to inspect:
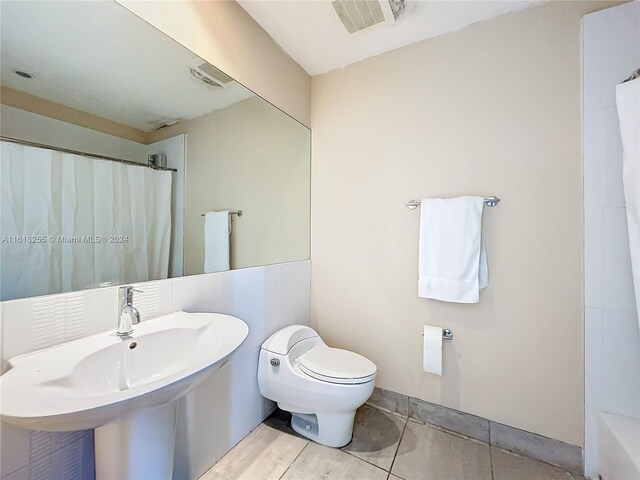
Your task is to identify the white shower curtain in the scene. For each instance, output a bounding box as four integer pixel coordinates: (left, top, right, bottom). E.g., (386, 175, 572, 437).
(0, 141, 173, 300)
(616, 77, 640, 326)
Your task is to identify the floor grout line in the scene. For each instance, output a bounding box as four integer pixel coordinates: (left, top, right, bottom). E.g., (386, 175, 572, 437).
(491, 444, 581, 476)
(277, 442, 309, 480)
(340, 404, 408, 476)
(341, 448, 393, 474)
(365, 402, 410, 421)
(406, 416, 489, 446)
(386, 415, 409, 478)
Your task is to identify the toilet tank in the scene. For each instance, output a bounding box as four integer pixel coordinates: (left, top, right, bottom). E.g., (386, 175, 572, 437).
(261, 325, 318, 355)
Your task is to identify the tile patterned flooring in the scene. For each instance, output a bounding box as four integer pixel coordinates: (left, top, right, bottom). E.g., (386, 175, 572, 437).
(201, 405, 584, 480)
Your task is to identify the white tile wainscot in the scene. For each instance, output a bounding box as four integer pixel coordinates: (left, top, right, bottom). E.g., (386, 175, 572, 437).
(0, 260, 311, 480)
(583, 3, 640, 478)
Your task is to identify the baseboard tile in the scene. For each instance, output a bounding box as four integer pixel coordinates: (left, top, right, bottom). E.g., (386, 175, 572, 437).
(366, 387, 409, 417)
(409, 396, 490, 444)
(489, 420, 583, 474)
(367, 387, 582, 474)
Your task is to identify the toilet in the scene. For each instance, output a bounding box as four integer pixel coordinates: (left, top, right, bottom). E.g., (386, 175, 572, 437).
(258, 325, 377, 448)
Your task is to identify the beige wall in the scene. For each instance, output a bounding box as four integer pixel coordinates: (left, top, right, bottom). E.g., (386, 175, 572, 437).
(177, 97, 310, 274)
(1, 86, 151, 143)
(0, 104, 149, 162)
(311, 1, 620, 447)
(116, 0, 311, 127)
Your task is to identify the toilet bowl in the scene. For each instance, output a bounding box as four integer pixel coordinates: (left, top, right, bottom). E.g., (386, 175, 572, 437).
(258, 325, 377, 448)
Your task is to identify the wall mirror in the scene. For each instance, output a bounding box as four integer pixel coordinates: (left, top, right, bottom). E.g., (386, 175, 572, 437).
(0, 1, 311, 301)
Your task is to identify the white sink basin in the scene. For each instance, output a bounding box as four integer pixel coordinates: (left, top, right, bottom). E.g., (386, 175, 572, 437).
(0, 311, 248, 432)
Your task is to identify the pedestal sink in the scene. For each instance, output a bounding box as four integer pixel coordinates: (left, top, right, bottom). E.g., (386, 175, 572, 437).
(0, 311, 249, 479)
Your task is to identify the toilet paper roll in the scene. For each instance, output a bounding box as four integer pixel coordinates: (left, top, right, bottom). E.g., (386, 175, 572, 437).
(423, 325, 443, 376)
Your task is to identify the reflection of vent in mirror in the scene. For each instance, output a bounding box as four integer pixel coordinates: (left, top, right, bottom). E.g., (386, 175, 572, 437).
(152, 118, 181, 130)
(190, 68, 221, 88)
(189, 62, 234, 89)
(198, 62, 233, 85)
(331, 0, 404, 34)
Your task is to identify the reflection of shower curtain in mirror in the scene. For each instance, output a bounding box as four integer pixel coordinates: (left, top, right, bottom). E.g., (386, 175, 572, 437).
(0, 141, 173, 300)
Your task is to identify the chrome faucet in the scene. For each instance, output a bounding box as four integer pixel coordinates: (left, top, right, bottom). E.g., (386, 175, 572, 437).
(117, 286, 143, 336)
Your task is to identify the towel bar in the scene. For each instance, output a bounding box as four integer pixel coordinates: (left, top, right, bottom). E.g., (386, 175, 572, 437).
(422, 328, 454, 340)
(200, 210, 242, 235)
(406, 197, 500, 210)
(200, 210, 243, 217)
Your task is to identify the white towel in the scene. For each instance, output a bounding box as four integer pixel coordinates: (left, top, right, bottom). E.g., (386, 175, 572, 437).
(204, 211, 230, 273)
(418, 196, 488, 303)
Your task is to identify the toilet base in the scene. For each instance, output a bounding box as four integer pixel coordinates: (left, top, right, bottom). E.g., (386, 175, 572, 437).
(290, 410, 356, 448)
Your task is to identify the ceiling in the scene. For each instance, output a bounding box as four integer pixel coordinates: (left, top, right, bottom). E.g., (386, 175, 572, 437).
(238, 0, 543, 75)
(0, 1, 254, 132)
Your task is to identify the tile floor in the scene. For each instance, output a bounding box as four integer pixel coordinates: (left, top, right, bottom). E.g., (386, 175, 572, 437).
(200, 405, 584, 480)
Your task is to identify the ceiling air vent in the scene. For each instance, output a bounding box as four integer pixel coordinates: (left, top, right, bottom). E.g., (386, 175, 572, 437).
(189, 62, 234, 88)
(332, 0, 405, 34)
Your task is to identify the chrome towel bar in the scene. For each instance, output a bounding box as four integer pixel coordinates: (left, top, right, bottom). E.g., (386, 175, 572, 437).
(200, 210, 242, 236)
(406, 196, 500, 210)
(200, 210, 243, 217)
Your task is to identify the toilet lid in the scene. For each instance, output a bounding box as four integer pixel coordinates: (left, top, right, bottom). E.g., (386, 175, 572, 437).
(297, 346, 377, 385)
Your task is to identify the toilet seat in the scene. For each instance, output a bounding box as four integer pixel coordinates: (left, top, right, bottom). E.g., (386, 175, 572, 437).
(297, 346, 376, 385)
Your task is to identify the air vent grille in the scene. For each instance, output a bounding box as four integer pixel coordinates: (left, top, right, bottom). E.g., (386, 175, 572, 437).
(197, 62, 233, 85)
(332, 0, 386, 34)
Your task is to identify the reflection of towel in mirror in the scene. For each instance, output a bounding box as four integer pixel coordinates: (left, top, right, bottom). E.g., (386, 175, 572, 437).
(418, 197, 488, 303)
(204, 211, 230, 273)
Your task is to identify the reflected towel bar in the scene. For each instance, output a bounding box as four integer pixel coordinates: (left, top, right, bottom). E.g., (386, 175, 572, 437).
(406, 196, 500, 210)
(200, 210, 243, 217)
(200, 210, 242, 236)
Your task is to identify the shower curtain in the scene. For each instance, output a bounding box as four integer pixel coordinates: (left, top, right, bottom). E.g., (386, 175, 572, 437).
(0, 141, 173, 300)
(616, 77, 640, 327)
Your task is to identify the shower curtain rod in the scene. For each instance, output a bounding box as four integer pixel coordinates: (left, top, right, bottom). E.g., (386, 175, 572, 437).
(0, 136, 178, 172)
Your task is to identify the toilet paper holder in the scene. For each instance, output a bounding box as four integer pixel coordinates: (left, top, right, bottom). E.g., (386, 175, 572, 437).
(422, 328, 454, 340)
